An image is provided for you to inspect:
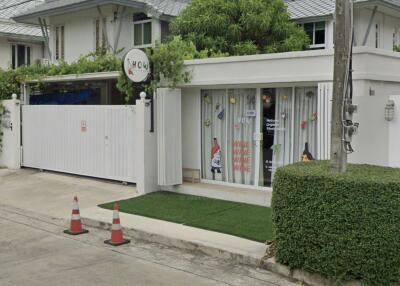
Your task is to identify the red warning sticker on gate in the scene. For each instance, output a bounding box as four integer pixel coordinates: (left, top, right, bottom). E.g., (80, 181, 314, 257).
(81, 120, 87, 132)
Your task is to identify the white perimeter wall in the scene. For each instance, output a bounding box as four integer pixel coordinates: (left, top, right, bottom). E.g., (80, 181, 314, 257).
(0, 98, 21, 169)
(388, 95, 400, 168)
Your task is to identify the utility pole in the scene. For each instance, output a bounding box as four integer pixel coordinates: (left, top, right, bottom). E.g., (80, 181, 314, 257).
(330, 0, 352, 173)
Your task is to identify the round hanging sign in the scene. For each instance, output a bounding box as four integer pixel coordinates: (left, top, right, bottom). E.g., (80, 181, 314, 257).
(123, 49, 150, 83)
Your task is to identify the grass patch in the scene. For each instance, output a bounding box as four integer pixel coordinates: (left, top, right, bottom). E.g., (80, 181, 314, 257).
(99, 191, 273, 242)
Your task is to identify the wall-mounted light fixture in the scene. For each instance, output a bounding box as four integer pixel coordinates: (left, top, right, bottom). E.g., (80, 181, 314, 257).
(369, 87, 375, 96)
(385, 99, 395, 121)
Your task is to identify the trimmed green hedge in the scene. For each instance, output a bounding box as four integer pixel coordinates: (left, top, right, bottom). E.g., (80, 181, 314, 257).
(272, 161, 400, 285)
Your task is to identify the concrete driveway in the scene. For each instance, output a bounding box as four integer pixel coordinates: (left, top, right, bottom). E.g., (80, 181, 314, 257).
(0, 168, 136, 218)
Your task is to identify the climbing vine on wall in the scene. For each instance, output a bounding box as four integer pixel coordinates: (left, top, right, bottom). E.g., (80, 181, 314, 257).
(0, 43, 202, 152)
(0, 50, 122, 100)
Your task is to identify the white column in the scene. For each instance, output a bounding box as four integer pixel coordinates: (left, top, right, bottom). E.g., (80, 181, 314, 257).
(317, 82, 333, 160)
(151, 18, 161, 45)
(156, 88, 182, 186)
(135, 93, 159, 194)
(0, 94, 21, 169)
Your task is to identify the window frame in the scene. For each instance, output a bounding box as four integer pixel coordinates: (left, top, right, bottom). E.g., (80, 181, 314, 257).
(10, 44, 31, 69)
(55, 24, 65, 61)
(161, 20, 170, 43)
(133, 19, 152, 48)
(301, 21, 326, 50)
(375, 23, 380, 49)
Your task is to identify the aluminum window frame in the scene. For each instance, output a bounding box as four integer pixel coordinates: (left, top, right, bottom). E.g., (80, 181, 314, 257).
(133, 19, 152, 48)
(10, 43, 32, 69)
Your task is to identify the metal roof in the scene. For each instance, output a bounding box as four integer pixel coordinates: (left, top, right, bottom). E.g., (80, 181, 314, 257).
(0, 0, 44, 39)
(286, 0, 400, 20)
(150, 0, 188, 16)
(12, 0, 400, 25)
(13, 0, 189, 21)
(0, 19, 42, 38)
(285, 0, 335, 20)
(0, 0, 45, 19)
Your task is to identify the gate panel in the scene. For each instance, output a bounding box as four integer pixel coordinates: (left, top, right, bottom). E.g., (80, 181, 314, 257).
(22, 105, 136, 183)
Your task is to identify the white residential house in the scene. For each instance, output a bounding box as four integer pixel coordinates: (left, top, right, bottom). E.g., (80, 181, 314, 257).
(5, 0, 400, 202)
(13, 0, 400, 64)
(287, 0, 400, 51)
(13, 0, 187, 63)
(0, 0, 46, 70)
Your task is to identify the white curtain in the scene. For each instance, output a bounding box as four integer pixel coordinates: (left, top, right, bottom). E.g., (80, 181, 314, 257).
(201, 89, 256, 185)
(226, 89, 256, 185)
(201, 89, 227, 181)
(293, 87, 318, 161)
(201, 87, 318, 187)
(272, 88, 293, 173)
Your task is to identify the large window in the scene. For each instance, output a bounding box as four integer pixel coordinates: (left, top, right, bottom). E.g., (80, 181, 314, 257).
(55, 25, 65, 60)
(133, 13, 152, 47)
(11, 44, 31, 69)
(201, 89, 257, 185)
(201, 87, 319, 187)
(161, 21, 170, 43)
(303, 21, 326, 49)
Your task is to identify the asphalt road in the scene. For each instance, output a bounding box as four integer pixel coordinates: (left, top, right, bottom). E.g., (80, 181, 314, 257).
(0, 204, 299, 286)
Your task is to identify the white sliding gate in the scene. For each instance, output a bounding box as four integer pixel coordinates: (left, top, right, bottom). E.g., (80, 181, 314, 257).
(22, 105, 137, 183)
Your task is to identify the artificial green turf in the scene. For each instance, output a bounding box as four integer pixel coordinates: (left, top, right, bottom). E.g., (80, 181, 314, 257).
(99, 191, 273, 242)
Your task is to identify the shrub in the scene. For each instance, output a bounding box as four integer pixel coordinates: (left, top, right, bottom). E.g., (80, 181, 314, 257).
(272, 161, 400, 285)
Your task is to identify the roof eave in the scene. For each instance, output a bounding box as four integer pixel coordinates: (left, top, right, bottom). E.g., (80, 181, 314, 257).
(0, 32, 44, 43)
(13, 0, 177, 23)
(292, 14, 334, 23)
(24, 71, 120, 84)
(354, 0, 400, 13)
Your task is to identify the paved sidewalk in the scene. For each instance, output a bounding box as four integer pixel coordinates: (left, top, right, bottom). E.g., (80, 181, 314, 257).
(82, 206, 268, 266)
(0, 169, 269, 274)
(0, 169, 136, 218)
(0, 204, 299, 286)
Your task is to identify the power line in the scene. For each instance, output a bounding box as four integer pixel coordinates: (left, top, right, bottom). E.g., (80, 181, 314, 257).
(0, 0, 38, 12)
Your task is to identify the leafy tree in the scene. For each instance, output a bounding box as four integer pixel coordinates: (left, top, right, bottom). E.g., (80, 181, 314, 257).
(171, 0, 309, 56)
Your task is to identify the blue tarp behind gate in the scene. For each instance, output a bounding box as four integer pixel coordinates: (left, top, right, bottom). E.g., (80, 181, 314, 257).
(30, 89, 93, 105)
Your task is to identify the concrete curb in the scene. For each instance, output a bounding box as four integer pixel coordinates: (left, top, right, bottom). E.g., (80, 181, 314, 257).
(83, 215, 370, 286)
(82, 216, 263, 267)
(261, 258, 366, 286)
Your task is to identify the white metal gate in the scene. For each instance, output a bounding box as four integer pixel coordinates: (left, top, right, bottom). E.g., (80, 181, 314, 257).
(22, 105, 137, 183)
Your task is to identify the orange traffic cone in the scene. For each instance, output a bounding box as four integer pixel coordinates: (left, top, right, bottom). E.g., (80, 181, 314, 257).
(104, 203, 130, 246)
(64, 196, 89, 235)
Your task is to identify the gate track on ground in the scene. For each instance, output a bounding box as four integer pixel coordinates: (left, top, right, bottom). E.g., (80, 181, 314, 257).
(0, 204, 283, 286)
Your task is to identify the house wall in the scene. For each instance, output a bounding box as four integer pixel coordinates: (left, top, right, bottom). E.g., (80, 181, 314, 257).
(48, 5, 163, 63)
(388, 94, 400, 168)
(349, 80, 400, 166)
(349, 91, 390, 166)
(180, 48, 400, 177)
(0, 37, 43, 69)
(0, 38, 10, 69)
(354, 7, 400, 50)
